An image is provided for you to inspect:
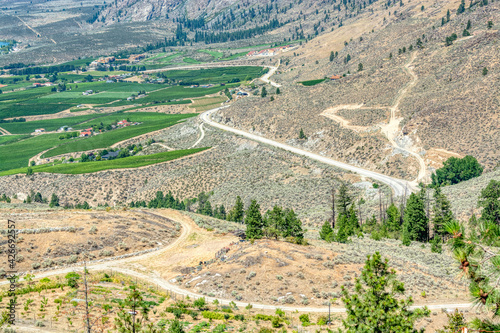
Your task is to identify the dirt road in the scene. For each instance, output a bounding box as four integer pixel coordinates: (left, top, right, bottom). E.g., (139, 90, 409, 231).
(322, 52, 427, 185)
(0, 209, 471, 315)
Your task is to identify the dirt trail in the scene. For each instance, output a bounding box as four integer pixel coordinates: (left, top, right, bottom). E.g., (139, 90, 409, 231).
(0, 209, 472, 315)
(15, 15, 57, 44)
(189, 123, 205, 148)
(322, 52, 426, 184)
(259, 61, 281, 87)
(321, 104, 389, 132)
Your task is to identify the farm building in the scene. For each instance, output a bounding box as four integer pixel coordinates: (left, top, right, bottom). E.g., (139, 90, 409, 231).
(79, 131, 92, 137)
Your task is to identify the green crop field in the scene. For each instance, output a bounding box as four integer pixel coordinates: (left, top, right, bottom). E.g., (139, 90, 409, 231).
(0, 113, 116, 134)
(0, 148, 209, 176)
(0, 134, 29, 145)
(183, 57, 202, 64)
(0, 66, 261, 120)
(299, 79, 326, 86)
(200, 50, 224, 59)
(0, 133, 62, 172)
(144, 52, 182, 65)
(42, 113, 196, 158)
(165, 67, 263, 85)
(221, 52, 248, 60)
(0, 113, 196, 172)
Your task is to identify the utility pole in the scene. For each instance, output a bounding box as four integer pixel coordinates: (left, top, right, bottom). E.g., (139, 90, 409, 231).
(84, 261, 91, 333)
(328, 301, 331, 324)
(379, 189, 382, 223)
(358, 197, 362, 225)
(331, 185, 336, 228)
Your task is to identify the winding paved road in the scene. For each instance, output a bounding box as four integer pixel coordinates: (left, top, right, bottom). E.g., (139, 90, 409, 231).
(199, 106, 413, 197)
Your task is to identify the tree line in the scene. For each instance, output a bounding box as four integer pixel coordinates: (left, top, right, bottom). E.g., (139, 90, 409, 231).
(9, 64, 77, 75)
(131, 191, 305, 243)
(319, 180, 500, 254)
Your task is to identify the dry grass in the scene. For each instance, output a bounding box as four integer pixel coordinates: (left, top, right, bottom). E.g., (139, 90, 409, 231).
(0, 209, 180, 272)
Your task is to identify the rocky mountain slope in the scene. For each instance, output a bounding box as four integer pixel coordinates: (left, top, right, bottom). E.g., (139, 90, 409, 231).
(219, 0, 499, 183)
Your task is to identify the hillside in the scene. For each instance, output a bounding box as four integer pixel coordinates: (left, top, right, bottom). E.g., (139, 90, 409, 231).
(219, 0, 499, 184)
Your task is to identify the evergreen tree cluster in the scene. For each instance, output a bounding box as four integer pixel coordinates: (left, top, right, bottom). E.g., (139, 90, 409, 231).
(0, 194, 11, 203)
(318, 181, 459, 250)
(133, 191, 305, 243)
(9, 64, 76, 75)
(319, 183, 361, 243)
(431, 155, 483, 187)
(246, 200, 305, 243)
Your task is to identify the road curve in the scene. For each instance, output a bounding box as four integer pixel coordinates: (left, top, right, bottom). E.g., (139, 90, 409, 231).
(200, 107, 412, 197)
(0, 210, 471, 314)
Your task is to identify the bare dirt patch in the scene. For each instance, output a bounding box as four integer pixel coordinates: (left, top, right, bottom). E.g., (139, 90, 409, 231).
(0, 209, 181, 272)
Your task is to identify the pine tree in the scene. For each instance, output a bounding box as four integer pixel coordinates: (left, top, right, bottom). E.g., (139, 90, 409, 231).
(336, 214, 350, 243)
(299, 128, 306, 139)
(202, 200, 213, 216)
(261, 87, 267, 98)
(401, 222, 412, 246)
(358, 63, 363, 72)
(330, 51, 334, 61)
(219, 205, 226, 220)
(404, 192, 428, 242)
(337, 183, 352, 216)
(340, 252, 430, 332)
(245, 200, 265, 239)
(276, 87, 280, 94)
(347, 204, 360, 234)
(446, 9, 451, 22)
(457, 0, 466, 14)
(483, 67, 488, 76)
(385, 203, 400, 232)
(319, 220, 334, 242)
(264, 206, 284, 239)
(467, 20, 471, 30)
(283, 208, 304, 239)
(478, 180, 500, 224)
(228, 196, 245, 223)
(432, 188, 453, 236)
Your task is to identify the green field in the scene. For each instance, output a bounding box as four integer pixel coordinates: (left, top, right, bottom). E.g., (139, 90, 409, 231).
(221, 52, 248, 61)
(0, 66, 261, 119)
(0, 148, 209, 176)
(143, 52, 182, 65)
(0, 133, 63, 172)
(200, 50, 224, 59)
(0, 113, 117, 134)
(0, 134, 29, 145)
(183, 57, 202, 64)
(42, 113, 196, 158)
(164, 67, 263, 85)
(0, 113, 196, 172)
(299, 79, 326, 86)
